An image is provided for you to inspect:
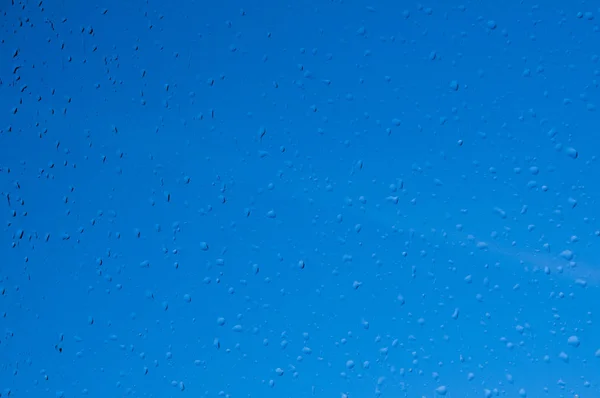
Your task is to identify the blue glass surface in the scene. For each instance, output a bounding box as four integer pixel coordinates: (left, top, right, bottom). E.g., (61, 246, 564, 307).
(1, 1, 599, 397)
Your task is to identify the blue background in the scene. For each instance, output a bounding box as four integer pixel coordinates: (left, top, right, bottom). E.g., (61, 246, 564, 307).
(1, 0, 600, 397)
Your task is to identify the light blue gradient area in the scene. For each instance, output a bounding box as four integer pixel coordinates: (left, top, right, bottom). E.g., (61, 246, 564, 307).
(1, 0, 599, 397)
